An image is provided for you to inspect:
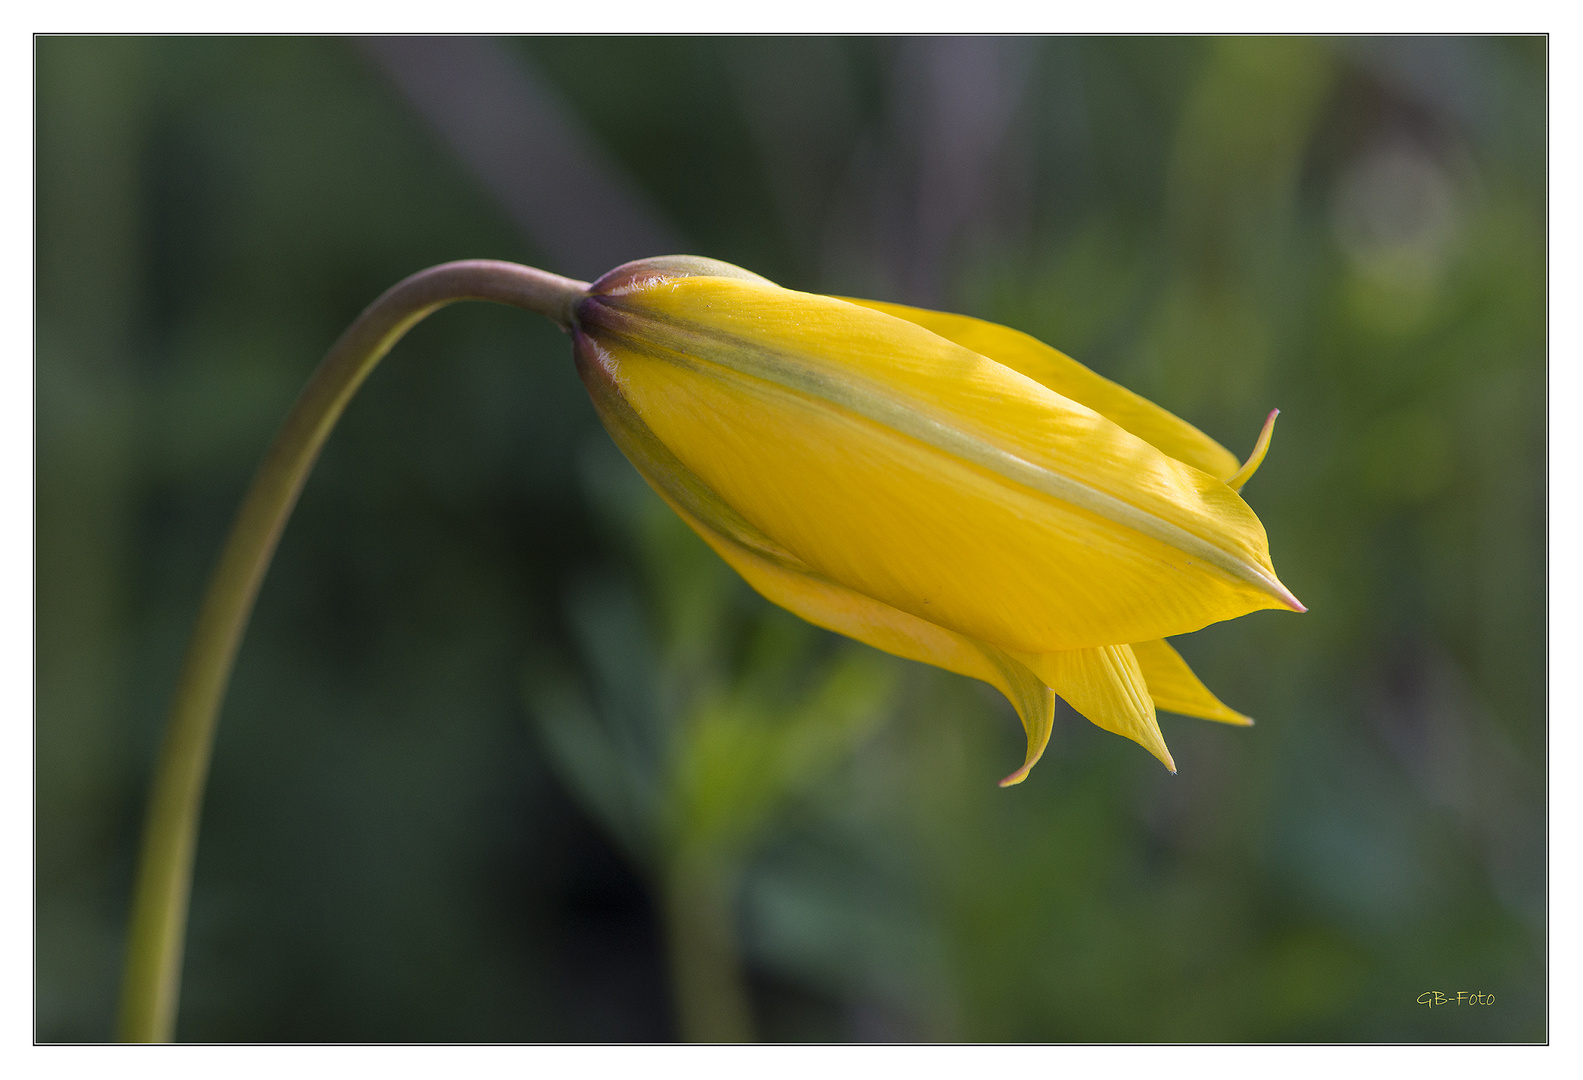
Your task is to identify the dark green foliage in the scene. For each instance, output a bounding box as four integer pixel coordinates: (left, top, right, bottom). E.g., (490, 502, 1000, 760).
(36, 35, 1543, 1041)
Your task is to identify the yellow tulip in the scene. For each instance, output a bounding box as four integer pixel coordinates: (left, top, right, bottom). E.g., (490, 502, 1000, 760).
(121, 253, 1303, 1042)
(572, 256, 1302, 784)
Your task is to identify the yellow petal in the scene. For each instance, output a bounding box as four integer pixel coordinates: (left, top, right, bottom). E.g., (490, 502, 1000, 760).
(575, 327, 1057, 786)
(580, 275, 1301, 653)
(844, 298, 1243, 482)
(1225, 408, 1278, 493)
(1016, 644, 1176, 772)
(1130, 638, 1252, 726)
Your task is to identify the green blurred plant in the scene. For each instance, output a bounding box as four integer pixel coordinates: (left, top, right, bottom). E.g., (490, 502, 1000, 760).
(529, 447, 896, 1041)
(37, 36, 1544, 1044)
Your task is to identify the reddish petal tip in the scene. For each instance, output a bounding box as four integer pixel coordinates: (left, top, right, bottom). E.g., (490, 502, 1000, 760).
(998, 765, 1033, 788)
(1270, 579, 1307, 613)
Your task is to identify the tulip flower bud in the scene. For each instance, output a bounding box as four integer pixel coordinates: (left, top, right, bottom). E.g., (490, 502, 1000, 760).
(571, 256, 1301, 783)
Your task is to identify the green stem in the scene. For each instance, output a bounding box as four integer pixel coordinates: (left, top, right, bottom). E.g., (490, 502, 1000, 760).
(663, 857, 756, 1043)
(116, 260, 589, 1042)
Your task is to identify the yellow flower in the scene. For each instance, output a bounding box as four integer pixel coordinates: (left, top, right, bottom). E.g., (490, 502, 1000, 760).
(571, 256, 1302, 784)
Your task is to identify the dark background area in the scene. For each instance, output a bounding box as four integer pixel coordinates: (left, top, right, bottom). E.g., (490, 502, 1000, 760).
(36, 36, 1545, 1041)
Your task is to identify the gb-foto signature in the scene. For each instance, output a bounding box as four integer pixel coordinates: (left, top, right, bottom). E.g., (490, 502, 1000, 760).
(1418, 991, 1494, 1007)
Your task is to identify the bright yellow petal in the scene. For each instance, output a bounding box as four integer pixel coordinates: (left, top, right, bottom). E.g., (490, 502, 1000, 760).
(575, 329, 1057, 786)
(1016, 644, 1176, 772)
(1130, 638, 1252, 725)
(843, 297, 1243, 482)
(580, 275, 1300, 653)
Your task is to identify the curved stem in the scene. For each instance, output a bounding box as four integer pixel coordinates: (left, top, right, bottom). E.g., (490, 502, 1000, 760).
(117, 260, 589, 1042)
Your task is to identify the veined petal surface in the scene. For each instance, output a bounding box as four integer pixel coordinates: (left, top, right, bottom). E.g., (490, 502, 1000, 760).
(1016, 645, 1175, 772)
(1131, 638, 1252, 726)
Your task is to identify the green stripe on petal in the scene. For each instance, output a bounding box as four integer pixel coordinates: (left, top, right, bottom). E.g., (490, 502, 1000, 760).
(844, 297, 1243, 482)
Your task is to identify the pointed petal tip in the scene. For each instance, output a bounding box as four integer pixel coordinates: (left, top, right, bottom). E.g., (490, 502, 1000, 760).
(1226, 408, 1280, 492)
(1272, 580, 1307, 613)
(998, 765, 1033, 788)
(1150, 741, 1178, 774)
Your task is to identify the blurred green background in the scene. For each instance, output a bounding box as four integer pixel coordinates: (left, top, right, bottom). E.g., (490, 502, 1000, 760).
(35, 36, 1545, 1042)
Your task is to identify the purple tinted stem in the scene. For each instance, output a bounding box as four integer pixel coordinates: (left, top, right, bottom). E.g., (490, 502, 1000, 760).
(117, 261, 588, 1042)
